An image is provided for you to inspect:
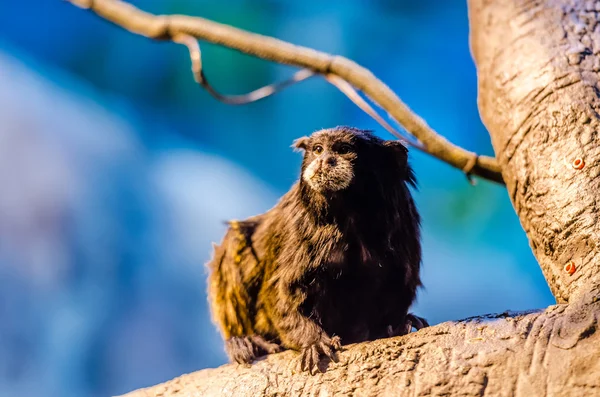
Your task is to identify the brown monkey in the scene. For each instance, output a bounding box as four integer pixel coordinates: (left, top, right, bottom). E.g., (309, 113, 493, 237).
(207, 126, 427, 374)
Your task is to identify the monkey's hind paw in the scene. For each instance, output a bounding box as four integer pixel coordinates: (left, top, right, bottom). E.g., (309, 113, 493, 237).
(226, 336, 256, 364)
(298, 335, 341, 375)
(387, 313, 430, 337)
(226, 336, 283, 365)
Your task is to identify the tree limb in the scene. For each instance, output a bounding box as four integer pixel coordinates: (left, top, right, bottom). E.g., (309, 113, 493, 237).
(66, 0, 504, 184)
(172, 32, 424, 149)
(119, 298, 600, 397)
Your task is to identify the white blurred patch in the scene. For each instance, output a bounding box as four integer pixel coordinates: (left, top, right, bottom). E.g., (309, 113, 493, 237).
(0, 52, 139, 289)
(0, 50, 279, 287)
(153, 151, 277, 268)
(0, 49, 280, 396)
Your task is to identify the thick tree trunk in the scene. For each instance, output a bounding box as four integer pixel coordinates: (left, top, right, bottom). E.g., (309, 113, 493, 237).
(470, 0, 600, 303)
(119, 1, 600, 395)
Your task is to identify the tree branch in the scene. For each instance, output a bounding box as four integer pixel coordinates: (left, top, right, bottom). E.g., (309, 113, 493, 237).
(66, 0, 504, 184)
(119, 298, 600, 397)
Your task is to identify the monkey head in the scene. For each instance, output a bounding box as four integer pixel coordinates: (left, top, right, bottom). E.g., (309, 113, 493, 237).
(293, 126, 414, 196)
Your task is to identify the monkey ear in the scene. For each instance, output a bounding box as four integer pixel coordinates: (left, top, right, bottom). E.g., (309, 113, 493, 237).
(384, 140, 416, 186)
(292, 136, 310, 152)
(383, 140, 409, 158)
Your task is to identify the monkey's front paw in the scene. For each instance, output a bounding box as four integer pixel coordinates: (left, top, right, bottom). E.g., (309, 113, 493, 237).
(298, 335, 341, 375)
(250, 335, 283, 354)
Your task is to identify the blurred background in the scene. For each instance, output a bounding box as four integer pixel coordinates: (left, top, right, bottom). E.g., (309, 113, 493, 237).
(0, 1, 554, 396)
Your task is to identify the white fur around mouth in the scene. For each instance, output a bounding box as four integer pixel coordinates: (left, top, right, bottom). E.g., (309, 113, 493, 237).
(303, 160, 321, 185)
(303, 158, 353, 192)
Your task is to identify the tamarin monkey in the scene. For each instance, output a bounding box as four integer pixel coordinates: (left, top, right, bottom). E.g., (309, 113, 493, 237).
(207, 126, 427, 374)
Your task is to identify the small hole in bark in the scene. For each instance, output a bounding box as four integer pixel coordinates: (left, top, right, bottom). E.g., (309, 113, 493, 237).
(564, 261, 576, 275)
(572, 158, 585, 170)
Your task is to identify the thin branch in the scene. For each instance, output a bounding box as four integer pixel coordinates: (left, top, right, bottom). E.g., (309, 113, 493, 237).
(174, 33, 317, 105)
(324, 74, 424, 150)
(174, 32, 420, 147)
(67, 0, 504, 184)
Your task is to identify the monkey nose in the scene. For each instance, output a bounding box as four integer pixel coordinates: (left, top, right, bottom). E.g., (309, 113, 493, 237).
(325, 155, 336, 166)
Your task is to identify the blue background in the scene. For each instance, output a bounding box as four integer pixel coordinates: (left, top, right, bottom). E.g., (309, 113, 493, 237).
(0, 1, 554, 396)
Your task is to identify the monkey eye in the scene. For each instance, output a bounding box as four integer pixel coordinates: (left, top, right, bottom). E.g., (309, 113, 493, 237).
(337, 144, 352, 154)
(313, 145, 324, 155)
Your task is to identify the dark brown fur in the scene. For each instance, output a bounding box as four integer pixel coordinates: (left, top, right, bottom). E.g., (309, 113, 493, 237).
(206, 126, 426, 374)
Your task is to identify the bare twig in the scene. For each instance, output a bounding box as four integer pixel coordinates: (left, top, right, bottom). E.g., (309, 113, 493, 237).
(67, 0, 504, 184)
(174, 33, 316, 105)
(324, 74, 424, 149)
(174, 32, 420, 147)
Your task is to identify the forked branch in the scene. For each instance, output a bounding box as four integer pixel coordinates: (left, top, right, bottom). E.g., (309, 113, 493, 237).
(66, 0, 504, 184)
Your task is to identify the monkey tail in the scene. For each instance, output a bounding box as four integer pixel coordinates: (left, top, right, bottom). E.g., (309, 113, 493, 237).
(207, 220, 259, 339)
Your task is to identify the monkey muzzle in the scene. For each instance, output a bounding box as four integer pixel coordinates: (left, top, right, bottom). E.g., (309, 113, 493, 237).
(303, 156, 353, 193)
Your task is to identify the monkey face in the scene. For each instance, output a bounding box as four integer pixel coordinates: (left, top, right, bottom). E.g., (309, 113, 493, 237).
(293, 126, 413, 195)
(293, 128, 360, 193)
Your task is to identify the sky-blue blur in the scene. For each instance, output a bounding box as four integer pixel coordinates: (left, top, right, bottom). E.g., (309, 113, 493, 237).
(0, 1, 554, 396)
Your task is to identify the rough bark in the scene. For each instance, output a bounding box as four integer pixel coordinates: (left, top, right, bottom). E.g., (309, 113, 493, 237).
(122, 299, 600, 397)
(115, 0, 600, 395)
(470, 0, 600, 304)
